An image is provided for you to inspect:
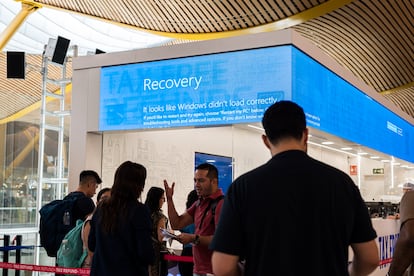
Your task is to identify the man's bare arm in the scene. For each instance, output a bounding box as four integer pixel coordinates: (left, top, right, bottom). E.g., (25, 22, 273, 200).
(212, 251, 241, 276)
(164, 180, 193, 229)
(388, 219, 414, 275)
(349, 239, 379, 276)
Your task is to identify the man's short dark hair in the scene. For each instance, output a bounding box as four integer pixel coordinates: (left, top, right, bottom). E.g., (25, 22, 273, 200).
(196, 163, 219, 182)
(262, 100, 306, 144)
(80, 170, 102, 184)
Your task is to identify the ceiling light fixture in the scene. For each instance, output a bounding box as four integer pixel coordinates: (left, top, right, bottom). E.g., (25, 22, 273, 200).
(247, 124, 264, 131)
(308, 141, 357, 157)
(321, 141, 334, 145)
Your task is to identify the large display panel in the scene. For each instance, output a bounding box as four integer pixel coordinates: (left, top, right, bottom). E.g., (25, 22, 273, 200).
(291, 48, 414, 163)
(99, 44, 414, 163)
(99, 46, 291, 130)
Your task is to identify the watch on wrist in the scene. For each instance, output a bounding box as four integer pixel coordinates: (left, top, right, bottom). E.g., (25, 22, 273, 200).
(194, 234, 200, 245)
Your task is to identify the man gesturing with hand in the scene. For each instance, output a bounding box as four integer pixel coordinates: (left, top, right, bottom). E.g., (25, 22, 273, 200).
(164, 163, 224, 276)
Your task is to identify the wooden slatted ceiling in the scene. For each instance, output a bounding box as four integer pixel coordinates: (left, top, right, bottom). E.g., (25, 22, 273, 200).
(293, 0, 414, 93)
(0, 53, 71, 119)
(383, 88, 414, 118)
(35, 0, 326, 32)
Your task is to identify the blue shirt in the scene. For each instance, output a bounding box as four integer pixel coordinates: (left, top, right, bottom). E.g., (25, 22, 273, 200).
(180, 224, 195, 249)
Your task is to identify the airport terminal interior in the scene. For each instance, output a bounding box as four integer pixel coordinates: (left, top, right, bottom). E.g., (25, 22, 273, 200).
(0, 0, 414, 275)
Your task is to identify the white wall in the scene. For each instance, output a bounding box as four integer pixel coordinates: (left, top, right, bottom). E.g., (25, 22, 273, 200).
(101, 126, 268, 214)
(307, 143, 399, 202)
(308, 145, 350, 174)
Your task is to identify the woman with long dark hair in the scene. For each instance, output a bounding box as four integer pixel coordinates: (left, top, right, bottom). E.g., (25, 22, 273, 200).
(88, 161, 154, 276)
(145, 186, 169, 276)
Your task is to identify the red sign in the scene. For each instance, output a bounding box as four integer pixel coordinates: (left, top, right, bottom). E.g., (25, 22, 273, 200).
(350, 165, 358, 175)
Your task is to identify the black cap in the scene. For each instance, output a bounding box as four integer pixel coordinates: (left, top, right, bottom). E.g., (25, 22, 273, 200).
(80, 170, 102, 184)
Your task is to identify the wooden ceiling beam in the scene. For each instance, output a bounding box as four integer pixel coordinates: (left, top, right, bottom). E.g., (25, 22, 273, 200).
(0, 2, 40, 51)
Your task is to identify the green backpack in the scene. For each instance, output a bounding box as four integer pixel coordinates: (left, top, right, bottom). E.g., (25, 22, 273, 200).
(56, 219, 88, 269)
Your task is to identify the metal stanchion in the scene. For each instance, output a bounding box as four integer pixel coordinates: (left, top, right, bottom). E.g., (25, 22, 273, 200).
(160, 251, 168, 276)
(15, 235, 22, 276)
(3, 235, 10, 276)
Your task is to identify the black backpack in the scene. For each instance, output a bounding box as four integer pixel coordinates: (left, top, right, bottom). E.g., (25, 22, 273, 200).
(39, 192, 85, 257)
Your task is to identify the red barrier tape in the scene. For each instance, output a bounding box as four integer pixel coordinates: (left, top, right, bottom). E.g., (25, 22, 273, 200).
(0, 257, 389, 274)
(0, 262, 90, 275)
(379, 258, 392, 265)
(164, 254, 193, 263)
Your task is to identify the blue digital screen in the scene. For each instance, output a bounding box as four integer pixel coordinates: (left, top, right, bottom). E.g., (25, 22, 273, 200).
(195, 152, 233, 194)
(99, 46, 292, 131)
(291, 48, 414, 163)
(99, 44, 414, 163)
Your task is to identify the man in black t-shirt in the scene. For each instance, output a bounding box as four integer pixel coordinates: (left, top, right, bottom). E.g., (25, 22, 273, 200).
(211, 101, 379, 276)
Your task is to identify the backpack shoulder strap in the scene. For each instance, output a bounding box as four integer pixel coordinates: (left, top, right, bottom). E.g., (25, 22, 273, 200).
(210, 195, 224, 226)
(198, 195, 224, 230)
(210, 195, 224, 216)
